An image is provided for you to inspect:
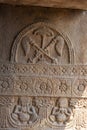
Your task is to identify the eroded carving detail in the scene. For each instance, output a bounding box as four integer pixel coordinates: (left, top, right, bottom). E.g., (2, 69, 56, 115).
(70, 98, 87, 130)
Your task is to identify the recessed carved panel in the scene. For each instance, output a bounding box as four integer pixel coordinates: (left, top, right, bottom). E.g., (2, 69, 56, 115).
(11, 22, 74, 64)
(9, 97, 39, 128)
(0, 96, 87, 130)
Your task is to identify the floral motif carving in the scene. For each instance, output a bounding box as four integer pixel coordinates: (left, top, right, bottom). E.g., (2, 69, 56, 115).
(72, 79, 87, 97)
(1, 63, 87, 77)
(9, 77, 73, 96)
(14, 77, 34, 94)
(53, 79, 71, 97)
(33, 78, 53, 95)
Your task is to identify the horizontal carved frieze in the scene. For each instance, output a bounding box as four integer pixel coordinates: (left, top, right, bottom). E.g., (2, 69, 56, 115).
(0, 75, 87, 97)
(0, 63, 87, 97)
(0, 63, 87, 77)
(0, 96, 87, 130)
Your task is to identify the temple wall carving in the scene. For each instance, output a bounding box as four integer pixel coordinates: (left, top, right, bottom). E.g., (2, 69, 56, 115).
(0, 4, 87, 130)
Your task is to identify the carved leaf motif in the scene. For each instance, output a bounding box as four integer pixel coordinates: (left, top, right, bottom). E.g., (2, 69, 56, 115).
(21, 37, 30, 59)
(55, 36, 65, 56)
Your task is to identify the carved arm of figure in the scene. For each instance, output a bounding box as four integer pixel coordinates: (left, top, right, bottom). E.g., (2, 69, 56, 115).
(11, 105, 21, 123)
(14, 105, 22, 114)
(52, 107, 60, 115)
(66, 108, 73, 120)
(65, 108, 72, 116)
(62, 107, 73, 122)
(49, 107, 60, 123)
(27, 105, 38, 123)
(27, 105, 33, 115)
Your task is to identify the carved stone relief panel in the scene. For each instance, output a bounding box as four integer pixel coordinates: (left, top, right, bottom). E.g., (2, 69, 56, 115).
(11, 22, 74, 64)
(0, 96, 87, 130)
(0, 6, 87, 130)
(0, 63, 87, 130)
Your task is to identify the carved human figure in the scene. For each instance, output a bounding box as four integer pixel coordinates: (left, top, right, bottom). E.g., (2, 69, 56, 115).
(11, 97, 38, 126)
(50, 98, 73, 125)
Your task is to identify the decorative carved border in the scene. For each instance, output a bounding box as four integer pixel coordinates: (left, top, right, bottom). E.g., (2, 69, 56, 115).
(0, 63, 87, 97)
(0, 62, 87, 77)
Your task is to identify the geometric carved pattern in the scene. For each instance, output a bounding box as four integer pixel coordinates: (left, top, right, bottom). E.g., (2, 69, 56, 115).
(0, 63, 87, 98)
(1, 63, 87, 77)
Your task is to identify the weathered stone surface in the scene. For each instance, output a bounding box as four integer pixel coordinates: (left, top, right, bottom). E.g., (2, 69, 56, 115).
(0, 4, 87, 130)
(0, 0, 87, 10)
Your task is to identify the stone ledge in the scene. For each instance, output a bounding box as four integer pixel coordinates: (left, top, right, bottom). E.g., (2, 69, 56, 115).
(0, 0, 87, 10)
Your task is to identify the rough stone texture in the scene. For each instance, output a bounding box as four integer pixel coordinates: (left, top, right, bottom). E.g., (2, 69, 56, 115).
(0, 4, 87, 130)
(0, 0, 87, 10)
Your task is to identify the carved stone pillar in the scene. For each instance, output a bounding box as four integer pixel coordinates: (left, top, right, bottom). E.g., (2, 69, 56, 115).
(0, 4, 87, 130)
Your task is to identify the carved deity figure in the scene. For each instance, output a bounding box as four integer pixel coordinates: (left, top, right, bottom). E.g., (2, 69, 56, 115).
(49, 98, 73, 125)
(11, 97, 38, 126)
